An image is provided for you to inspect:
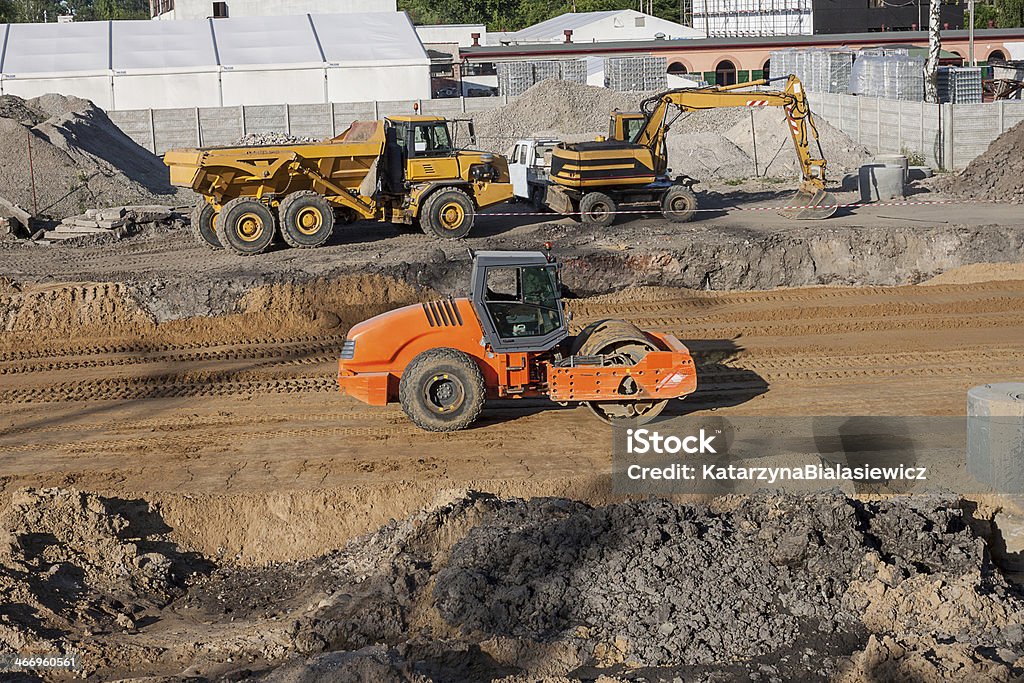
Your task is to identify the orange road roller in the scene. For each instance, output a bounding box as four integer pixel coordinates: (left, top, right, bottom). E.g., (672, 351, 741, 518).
(337, 250, 697, 431)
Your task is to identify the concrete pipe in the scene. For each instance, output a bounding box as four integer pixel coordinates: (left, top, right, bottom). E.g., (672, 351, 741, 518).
(967, 383, 1024, 497)
(873, 154, 909, 181)
(858, 164, 905, 203)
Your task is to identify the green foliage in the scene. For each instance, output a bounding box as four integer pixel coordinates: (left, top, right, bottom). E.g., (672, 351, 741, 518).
(2, 0, 148, 22)
(399, 0, 685, 32)
(996, 0, 1024, 27)
(971, 2, 998, 27)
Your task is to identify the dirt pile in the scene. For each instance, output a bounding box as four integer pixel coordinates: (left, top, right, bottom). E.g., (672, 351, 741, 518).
(473, 79, 642, 153)
(0, 488, 195, 674)
(937, 119, 1024, 203)
(0, 94, 183, 220)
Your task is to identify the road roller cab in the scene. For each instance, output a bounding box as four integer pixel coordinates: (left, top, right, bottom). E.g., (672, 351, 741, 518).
(337, 250, 697, 431)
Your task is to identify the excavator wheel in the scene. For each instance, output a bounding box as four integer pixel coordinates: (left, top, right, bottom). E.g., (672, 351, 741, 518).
(420, 188, 475, 239)
(661, 185, 697, 223)
(579, 192, 617, 227)
(216, 198, 277, 256)
(278, 191, 336, 248)
(399, 347, 486, 432)
(573, 319, 669, 424)
(190, 202, 222, 249)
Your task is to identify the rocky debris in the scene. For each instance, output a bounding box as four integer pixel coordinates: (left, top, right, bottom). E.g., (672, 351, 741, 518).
(236, 132, 321, 146)
(39, 205, 176, 243)
(0, 196, 31, 235)
(0, 94, 183, 221)
(0, 488, 201, 676)
(936, 119, 1024, 203)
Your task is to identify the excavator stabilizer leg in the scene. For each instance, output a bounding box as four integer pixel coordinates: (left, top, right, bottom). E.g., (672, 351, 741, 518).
(778, 188, 839, 220)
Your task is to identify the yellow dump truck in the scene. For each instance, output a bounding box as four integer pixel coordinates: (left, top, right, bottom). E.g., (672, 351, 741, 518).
(164, 116, 513, 255)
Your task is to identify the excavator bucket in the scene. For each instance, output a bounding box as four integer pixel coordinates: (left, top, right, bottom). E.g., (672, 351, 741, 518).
(778, 187, 839, 220)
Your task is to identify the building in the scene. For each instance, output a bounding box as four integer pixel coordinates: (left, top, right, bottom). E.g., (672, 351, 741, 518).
(490, 10, 702, 45)
(0, 12, 430, 109)
(415, 23, 487, 47)
(151, 0, 394, 21)
(690, 0, 963, 37)
(462, 28, 1024, 87)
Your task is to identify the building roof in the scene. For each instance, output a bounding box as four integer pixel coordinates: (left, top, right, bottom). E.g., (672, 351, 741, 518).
(507, 11, 622, 43)
(0, 11, 428, 77)
(462, 27, 1024, 59)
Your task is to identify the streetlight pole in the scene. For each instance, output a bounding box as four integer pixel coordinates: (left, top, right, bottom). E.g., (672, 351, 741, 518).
(968, 0, 975, 66)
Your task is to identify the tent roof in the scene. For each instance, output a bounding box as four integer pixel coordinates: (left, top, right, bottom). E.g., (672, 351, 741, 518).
(0, 11, 428, 76)
(313, 12, 428, 66)
(112, 19, 217, 71)
(2, 20, 110, 75)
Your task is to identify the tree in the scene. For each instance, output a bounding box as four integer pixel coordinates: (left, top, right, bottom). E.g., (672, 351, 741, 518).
(996, 0, 1024, 26)
(0, 0, 19, 21)
(972, 2, 998, 27)
(399, 0, 688, 33)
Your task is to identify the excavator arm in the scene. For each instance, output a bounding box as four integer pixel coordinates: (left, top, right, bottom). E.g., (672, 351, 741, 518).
(632, 75, 837, 219)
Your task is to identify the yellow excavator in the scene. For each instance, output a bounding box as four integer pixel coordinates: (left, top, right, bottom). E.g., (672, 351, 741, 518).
(545, 75, 838, 225)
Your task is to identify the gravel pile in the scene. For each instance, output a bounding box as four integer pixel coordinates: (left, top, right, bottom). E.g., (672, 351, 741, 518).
(0, 94, 182, 220)
(236, 132, 321, 146)
(936, 119, 1024, 203)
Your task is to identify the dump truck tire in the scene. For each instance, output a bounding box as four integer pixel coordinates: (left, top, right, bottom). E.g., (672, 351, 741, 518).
(579, 192, 617, 227)
(420, 188, 475, 239)
(190, 203, 222, 249)
(216, 198, 276, 256)
(278, 191, 335, 248)
(662, 185, 697, 223)
(573, 319, 668, 424)
(399, 348, 486, 432)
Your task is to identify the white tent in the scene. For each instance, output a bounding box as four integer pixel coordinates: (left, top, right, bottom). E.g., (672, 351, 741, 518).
(1, 21, 113, 108)
(112, 19, 221, 109)
(0, 12, 430, 110)
(314, 12, 430, 102)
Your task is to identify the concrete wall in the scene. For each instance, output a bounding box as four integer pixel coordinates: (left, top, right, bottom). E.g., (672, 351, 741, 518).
(811, 92, 1024, 170)
(109, 96, 508, 154)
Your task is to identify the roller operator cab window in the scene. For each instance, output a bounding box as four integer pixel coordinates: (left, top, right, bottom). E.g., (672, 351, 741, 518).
(411, 123, 453, 157)
(484, 266, 562, 340)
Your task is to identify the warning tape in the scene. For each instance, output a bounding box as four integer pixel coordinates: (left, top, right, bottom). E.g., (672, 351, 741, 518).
(478, 198, 991, 218)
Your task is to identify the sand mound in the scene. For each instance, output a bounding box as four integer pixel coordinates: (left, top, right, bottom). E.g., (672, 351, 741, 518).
(0, 94, 183, 219)
(937, 119, 1024, 203)
(923, 262, 1024, 285)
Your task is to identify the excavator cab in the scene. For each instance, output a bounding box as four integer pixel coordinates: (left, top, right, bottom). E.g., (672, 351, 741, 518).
(608, 111, 647, 143)
(469, 250, 568, 353)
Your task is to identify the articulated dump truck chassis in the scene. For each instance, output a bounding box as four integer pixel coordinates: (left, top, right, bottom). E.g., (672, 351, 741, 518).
(164, 117, 514, 255)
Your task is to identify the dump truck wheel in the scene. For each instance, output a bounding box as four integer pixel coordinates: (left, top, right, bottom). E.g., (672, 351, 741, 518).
(421, 188, 475, 239)
(190, 202, 222, 249)
(574, 319, 668, 424)
(278, 191, 335, 248)
(579, 192, 617, 227)
(662, 185, 697, 223)
(216, 198, 276, 255)
(399, 348, 486, 432)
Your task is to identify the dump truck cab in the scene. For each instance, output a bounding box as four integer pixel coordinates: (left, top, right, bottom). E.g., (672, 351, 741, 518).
(338, 250, 697, 432)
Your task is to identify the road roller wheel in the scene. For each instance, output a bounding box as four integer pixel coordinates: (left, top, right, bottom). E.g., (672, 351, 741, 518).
(278, 191, 336, 248)
(399, 347, 486, 431)
(216, 198, 277, 256)
(573, 319, 669, 424)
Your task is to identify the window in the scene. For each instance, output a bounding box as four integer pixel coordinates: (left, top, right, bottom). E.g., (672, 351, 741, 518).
(484, 266, 562, 340)
(989, 50, 1006, 62)
(715, 59, 737, 86)
(411, 123, 452, 157)
(635, 16, 646, 26)
(519, 145, 528, 165)
(624, 117, 645, 143)
(212, 1, 227, 17)
(667, 61, 688, 75)
(762, 59, 770, 81)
